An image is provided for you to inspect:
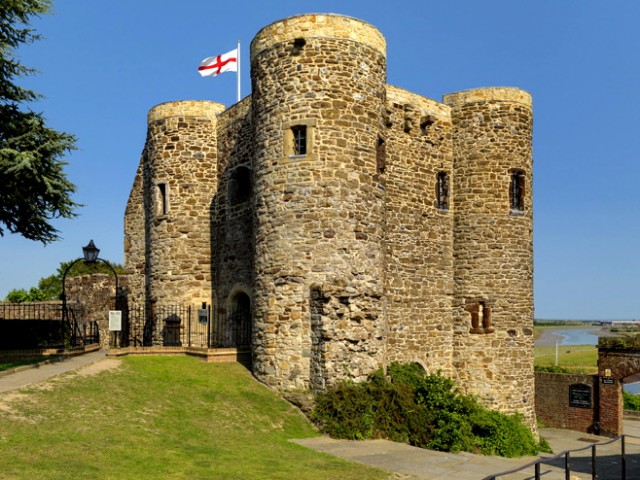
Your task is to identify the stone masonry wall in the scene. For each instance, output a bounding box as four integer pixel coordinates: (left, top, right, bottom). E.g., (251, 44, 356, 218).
(383, 85, 455, 376)
(446, 88, 536, 430)
(124, 161, 145, 305)
(213, 97, 254, 342)
(67, 273, 126, 349)
(250, 15, 388, 389)
(143, 101, 224, 308)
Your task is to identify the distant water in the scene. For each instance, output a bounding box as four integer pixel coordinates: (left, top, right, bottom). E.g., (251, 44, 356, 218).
(537, 327, 640, 394)
(626, 383, 640, 394)
(536, 327, 600, 346)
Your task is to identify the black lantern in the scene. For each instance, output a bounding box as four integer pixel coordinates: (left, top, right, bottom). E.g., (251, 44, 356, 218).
(82, 240, 100, 263)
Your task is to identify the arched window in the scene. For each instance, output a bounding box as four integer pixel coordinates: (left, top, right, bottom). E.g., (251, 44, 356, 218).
(228, 167, 252, 205)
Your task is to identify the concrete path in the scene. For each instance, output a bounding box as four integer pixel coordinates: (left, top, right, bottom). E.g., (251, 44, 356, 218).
(3, 354, 640, 479)
(294, 425, 640, 479)
(0, 350, 107, 393)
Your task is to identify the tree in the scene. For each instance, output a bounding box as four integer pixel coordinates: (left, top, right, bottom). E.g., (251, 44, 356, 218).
(4, 259, 124, 302)
(0, 0, 78, 243)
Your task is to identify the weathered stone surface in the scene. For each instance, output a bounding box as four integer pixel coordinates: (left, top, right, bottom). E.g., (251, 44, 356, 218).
(124, 13, 536, 432)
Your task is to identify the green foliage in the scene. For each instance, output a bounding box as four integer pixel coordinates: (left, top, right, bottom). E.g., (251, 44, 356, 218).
(5, 286, 48, 302)
(534, 365, 571, 373)
(0, 0, 79, 243)
(310, 381, 375, 440)
(4, 259, 124, 301)
(600, 335, 640, 350)
(312, 362, 546, 458)
(623, 391, 640, 411)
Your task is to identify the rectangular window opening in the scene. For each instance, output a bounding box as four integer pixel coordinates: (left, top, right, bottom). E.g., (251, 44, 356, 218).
(510, 170, 525, 213)
(156, 183, 168, 216)
(292, 125, 307, 156)
(376, 137, 386, 174)
(436, 171, 449, 211)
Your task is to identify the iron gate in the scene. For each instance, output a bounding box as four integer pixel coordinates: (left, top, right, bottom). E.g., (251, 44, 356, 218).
(115, 304, 251, 349)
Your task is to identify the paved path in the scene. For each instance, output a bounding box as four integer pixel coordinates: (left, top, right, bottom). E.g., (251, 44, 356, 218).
(0, 350, 107, 393)
(294, 425, 640, 479)
(2, 353, 640, 479)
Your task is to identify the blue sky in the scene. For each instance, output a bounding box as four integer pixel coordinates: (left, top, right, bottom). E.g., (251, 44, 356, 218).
(2, 1, 638, 320)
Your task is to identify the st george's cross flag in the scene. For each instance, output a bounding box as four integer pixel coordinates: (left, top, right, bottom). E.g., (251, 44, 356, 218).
(198, 49, 238, 77)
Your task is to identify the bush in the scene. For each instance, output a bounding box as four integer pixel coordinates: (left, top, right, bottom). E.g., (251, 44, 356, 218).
(624, 391, 640, 411)
(311, 362, 546, 457)
(311, 381, 375, 440)
(535, 365, 570, 373)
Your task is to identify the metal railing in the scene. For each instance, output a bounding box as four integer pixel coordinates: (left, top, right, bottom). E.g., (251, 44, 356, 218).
(484, 434, 640, 480)
(0, 302, 98, 349)
(116, 303, 251, 349)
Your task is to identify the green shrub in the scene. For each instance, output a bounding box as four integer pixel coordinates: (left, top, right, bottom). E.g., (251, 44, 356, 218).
(311, 362, 546, 457)
(535, 365, 571, 373)
(311, 381, 375, 440)
(470, 410, 543, 457)
(624, 391, 640, 411)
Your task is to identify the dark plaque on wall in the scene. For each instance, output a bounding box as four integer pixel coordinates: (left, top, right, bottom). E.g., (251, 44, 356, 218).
(569, 384, 592, 408)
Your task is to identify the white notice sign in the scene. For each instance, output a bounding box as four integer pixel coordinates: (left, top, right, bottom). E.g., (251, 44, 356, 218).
(109, 310, 122, 331)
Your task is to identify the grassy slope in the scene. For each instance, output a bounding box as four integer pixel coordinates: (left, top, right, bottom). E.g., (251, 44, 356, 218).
(0, 357, 390, 480)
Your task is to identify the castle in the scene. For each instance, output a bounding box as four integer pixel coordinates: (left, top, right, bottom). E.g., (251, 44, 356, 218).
(124, 14, 535, 428)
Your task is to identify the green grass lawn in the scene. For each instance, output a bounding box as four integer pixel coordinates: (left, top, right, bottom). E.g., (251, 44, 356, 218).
(534, 345, 598, 373)
(0, 358, 50, 372)
(0, 356, 390, 480)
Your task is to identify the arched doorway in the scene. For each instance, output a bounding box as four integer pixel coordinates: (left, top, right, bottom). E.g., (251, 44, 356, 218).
(227, 291, 252, 347)
(598, 337, 640, 436)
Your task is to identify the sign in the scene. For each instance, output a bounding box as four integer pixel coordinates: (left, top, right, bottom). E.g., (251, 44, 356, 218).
(198, 309, 209, 324)
(602, 376, 615, 385)
(109, 310, 122, 331)
(569, 384, 592, 408)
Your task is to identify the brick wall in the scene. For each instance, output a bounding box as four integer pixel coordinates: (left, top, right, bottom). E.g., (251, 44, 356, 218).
(536, 372, 599, 434)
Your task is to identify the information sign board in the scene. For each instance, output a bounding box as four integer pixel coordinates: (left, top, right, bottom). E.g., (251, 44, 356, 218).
(109, 310, 122, 331)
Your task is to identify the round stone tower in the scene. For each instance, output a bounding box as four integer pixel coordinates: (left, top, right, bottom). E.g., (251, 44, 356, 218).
(444, 88, 536, 429)
(143, 101, 225, 309)
(250, 14, 388, 390)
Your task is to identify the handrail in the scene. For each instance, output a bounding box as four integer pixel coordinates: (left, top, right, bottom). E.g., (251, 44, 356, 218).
(483, 434, 640, 480)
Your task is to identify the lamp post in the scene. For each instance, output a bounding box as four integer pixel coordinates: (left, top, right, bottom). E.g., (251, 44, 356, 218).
(61, 240, 119, 347)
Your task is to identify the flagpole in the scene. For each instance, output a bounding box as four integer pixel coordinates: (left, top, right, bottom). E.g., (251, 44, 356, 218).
(236, 40, 241, 103)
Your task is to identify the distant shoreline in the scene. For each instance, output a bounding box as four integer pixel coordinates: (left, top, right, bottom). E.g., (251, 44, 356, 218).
(535, 327, 610, 347)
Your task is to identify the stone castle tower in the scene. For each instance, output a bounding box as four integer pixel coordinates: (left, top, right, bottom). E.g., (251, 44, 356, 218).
(124, 14, 535, 428)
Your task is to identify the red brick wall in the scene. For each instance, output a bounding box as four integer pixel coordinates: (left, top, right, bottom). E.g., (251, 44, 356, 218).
(535, 372, 599, 434)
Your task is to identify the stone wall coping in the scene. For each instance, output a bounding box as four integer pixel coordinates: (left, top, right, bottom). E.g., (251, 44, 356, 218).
(217, 96, 252, 132)
(443, 87, 532, 107)
(387, 84, 451, 118)
(250, 13, 386, 61)
(148, 100, 226, 123)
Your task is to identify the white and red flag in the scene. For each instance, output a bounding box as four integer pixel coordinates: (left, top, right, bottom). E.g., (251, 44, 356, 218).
(198, 49, 238, 77)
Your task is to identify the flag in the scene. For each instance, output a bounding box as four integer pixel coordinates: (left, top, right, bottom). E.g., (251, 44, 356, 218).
(198, 49, 238, 77)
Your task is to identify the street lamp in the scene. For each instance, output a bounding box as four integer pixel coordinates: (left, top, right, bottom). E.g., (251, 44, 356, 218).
(82, 240, 100, 263)
(61, 240, 119, 347)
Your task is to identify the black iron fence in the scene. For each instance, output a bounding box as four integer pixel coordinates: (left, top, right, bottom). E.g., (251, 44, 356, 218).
(484, 434, 640, 480)
(114, 303, 251, 349)
(0, 302, 99, 349)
